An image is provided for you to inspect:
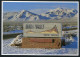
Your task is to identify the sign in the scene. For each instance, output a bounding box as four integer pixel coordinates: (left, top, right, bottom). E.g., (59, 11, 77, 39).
(23, 23, 62, 37)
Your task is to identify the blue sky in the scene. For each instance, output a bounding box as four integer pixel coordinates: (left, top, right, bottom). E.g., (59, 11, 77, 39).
(3, 2, 78, 12)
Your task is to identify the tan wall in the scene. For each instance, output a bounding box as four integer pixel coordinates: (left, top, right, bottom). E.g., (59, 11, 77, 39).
(22, 38, 61, 49)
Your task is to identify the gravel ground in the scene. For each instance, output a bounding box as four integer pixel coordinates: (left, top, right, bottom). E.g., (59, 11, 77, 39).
(2, 37, 78, 55)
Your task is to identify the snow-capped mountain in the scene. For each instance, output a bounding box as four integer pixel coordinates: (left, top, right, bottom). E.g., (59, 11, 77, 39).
(41, 8, 78, 19)
(3, 8, 78, 21)
(3, 10, 50, 21)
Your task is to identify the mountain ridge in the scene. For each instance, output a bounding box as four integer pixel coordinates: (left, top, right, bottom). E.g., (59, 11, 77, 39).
(3, 8, 78, 21)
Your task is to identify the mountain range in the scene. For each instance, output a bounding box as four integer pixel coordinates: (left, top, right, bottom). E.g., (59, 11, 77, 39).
(3, 8, 78, 21)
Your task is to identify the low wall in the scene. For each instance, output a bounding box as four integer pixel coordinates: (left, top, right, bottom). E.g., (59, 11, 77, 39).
(22, 38, 61, 49)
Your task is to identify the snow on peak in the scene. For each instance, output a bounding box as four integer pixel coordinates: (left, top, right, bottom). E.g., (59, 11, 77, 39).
(3, 8, 78, 21)
(41, 8, 78, 19)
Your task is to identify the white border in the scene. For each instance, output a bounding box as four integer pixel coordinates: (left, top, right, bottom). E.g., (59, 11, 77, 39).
(1, 1, 79, 56)
(2, 1, 79, 3)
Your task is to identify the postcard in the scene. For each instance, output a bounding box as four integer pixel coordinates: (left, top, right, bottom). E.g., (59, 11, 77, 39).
(1, 1, 79, 56)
